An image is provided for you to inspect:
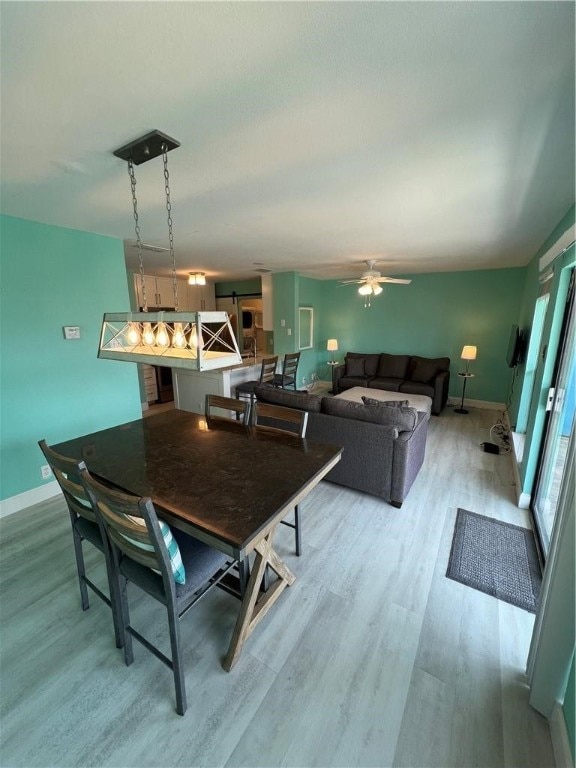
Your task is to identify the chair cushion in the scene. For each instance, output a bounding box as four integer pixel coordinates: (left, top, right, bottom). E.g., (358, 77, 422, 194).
(75, 517, 104, 550)
(345, 355, 366, 377)
(122, 519, 186, 585)
(235, 380, 259, 395)
(272, 374, 295, 386)
(121, 533, 230, 601)
(376, 354, 410, 379)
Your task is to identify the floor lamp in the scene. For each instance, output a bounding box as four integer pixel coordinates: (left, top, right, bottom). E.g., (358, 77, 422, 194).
(455, 345, 477, 414)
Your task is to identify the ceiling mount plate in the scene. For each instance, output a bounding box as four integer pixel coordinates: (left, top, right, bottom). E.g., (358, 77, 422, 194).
(113, 130, 180, 165)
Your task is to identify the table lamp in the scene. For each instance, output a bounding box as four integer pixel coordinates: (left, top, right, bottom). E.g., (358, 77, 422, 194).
(327, 339, 338, 363)
(455, 345, 477, 414)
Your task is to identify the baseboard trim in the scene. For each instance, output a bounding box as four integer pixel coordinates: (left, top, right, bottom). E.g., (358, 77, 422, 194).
(446, 397, 505, 411)
(0, 481, 61, 519)
(550, 702, 575, 768)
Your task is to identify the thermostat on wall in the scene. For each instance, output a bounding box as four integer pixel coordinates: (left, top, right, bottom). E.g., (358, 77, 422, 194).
(63, 326, 81, 340)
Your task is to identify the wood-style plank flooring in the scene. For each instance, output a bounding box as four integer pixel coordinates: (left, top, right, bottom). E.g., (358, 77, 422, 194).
(0, 408, 555, 767)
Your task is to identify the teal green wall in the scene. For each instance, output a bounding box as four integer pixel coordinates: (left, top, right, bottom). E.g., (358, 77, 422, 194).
(565, 653, 576, 760)
(298, 277, 324, 386)
(316, 267, 525, 403)
(214, 278, 261, 297)
(273, 272, 298, 361)
(0, 216, 142, 501)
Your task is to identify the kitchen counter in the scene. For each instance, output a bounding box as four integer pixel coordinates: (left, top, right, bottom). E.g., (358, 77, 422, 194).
(173, 358, 272, 415)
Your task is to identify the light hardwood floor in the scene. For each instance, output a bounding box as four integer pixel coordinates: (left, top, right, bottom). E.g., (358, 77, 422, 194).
(0, 408, 555, 767)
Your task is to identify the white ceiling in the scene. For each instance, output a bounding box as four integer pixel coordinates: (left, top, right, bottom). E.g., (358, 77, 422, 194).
(1, 2, 574, 283)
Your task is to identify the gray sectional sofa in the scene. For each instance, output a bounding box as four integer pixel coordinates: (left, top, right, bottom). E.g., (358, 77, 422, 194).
(254, 384, 430, 508)
(333, 352, 450, 415)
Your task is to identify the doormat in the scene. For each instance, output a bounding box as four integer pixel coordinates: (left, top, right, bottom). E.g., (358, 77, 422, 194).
(446, 509, 542, 613)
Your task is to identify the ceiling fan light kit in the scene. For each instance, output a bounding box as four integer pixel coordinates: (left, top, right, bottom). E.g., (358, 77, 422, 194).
(99, 130, 241, 371)
(339, 260, 412, 307)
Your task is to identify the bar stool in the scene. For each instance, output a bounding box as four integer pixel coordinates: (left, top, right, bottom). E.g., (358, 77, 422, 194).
(234, 356, 278, 414)
(272, 352, 301, 390)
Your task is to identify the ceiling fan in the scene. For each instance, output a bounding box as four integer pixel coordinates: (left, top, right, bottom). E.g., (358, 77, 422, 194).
(339, 260, 411, 304)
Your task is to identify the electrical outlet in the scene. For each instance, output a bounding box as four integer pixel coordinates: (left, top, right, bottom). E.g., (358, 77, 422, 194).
(40, 464, 52, 480)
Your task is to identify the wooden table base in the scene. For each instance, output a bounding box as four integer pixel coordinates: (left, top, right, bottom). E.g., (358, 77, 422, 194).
(223, 525, 295, 671)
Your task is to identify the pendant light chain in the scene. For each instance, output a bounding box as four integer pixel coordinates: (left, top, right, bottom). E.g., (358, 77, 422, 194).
(127, 159, 148, 313)
(162, 143, 179, 311)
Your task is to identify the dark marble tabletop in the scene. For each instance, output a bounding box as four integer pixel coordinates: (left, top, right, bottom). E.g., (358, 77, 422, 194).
(53, 409, 341, 558)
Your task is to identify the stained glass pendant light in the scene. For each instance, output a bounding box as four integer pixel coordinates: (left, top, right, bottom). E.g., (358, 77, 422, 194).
(98, 130, 241, 371)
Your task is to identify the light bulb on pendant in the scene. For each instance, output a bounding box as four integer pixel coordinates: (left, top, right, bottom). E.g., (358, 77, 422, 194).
(372, 284, 383, 296)
(188, 325, 199, 349)
(142, 322, 155, 345)
(358, 283, 372, 296)
(156, 322, 169, 347)
(172, 322, 187, 348)
(127, 322, 141, 345)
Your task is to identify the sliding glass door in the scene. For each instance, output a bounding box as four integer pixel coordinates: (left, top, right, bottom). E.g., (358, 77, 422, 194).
(532, 270, 575, 556)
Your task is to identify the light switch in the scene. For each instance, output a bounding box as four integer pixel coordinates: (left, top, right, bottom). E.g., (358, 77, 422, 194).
(63, 326, 81, 340)
(280, 319, 286, 327)
(287, 328, 292, 336)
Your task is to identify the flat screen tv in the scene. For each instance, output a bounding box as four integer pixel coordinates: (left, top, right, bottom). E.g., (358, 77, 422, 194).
(506, 324, 523, 368)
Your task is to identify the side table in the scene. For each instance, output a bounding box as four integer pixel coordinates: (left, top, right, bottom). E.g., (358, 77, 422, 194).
(327, 360, 340, 394)
(455, 372, 475, 414)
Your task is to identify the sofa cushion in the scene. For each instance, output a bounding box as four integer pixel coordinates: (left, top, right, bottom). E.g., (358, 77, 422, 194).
(362, 396, 410, 408)
(254, 385, 322, 413)
(377, 354, 410, 379)
(321, 395, 417, 431)
(408, 356, 450, 382)
(408, 357, 440, 384)
(345, 355, 366, 377)
(368, 377, 402, 391)
(363, 354, 380, 377)
(399, 380, 435, 399)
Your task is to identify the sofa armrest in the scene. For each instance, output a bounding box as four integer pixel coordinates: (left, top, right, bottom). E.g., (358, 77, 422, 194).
(307, 412, 398, 499)
(390, 412, 429, 504)
(332, 363, 346, 393)
(431, 370, 450, 414)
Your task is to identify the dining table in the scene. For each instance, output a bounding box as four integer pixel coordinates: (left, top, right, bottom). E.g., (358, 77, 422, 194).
(53, 408, 342, 670)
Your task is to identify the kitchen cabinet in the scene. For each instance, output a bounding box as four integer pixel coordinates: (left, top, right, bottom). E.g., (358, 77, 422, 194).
(186, 282, 216, 311)
(141, 364, 158, 404)
(133, 274, 188, 309)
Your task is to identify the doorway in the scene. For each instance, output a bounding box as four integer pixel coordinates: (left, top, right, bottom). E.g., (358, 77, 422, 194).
(532, 269, 575, 556)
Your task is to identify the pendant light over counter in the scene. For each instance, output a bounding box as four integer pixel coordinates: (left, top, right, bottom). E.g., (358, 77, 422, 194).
(98, 130, 241, 371)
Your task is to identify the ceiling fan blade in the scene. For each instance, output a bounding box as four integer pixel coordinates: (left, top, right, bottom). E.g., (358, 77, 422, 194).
(339, 279, 363, 284)
(375, 277, 412, 284)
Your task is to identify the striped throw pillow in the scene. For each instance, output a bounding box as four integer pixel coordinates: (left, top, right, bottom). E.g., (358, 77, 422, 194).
(123, 518, 186, 585)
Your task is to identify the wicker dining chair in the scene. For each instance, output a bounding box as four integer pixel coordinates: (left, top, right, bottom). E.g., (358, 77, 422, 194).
(38, 439, 123, 648)
(252, 402, 308, 556)
(80, 464, 235, 716)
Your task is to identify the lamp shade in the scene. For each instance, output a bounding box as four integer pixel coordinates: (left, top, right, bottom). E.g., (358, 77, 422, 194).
(188, 272, 206, 286)
(327, 339, 338, 352)
(461, 345, 477, 361)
